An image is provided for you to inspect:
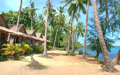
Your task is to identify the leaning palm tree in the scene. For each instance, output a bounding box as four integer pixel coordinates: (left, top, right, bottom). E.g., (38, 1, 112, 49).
(93, 0, 117, 72)
(71, 8, 80, 53)
(75, 22, 85, 46)
(27, 2, 39, 30)
(16, 0, 22, 32)
(43, 0, 50, 56)
(82, 0, 90, 59)
(61, 0, 87, 54)
(53, 6, 65, 49)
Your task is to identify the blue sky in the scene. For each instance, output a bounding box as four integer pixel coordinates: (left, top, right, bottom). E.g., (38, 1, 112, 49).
(0, 0, 119, 46)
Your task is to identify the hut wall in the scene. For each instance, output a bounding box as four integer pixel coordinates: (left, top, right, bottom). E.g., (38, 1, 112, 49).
(39, 42, 44, 46)
(35, 40, 39, 46)
(9, 35, 15, 44)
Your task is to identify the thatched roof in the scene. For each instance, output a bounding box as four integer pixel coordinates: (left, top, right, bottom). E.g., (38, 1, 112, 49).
(0, 26, 44, 41)
(26, 30, 36, 36)
(42, 36, 52, 43)
(0, 14, 9, 28)
(36, 33, 42, 38)
(28, 35, 44, 42)
(0, 14, 44, 42)
(8, 24, 27, 34)
(0, 26, 28, 37)
(43, 36, 46, 39)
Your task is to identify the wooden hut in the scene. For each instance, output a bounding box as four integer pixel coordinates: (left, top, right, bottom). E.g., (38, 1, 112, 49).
(36, 33, 43, 38)
(0, 14, 48, 49)
(36, 33, 44, 46)
(8, 24, 27, 43)
(0, 14, 11, 46)
(26, 30, 37, 48)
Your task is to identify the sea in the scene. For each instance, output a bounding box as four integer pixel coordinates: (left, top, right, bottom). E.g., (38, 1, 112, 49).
(75, 46, 120, 64)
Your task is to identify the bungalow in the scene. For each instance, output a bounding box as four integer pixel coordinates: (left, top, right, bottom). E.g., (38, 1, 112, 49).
(0, 14, 28, 46)
(36, 33, 44, 46)
(0, 14, 51, 49)
(8, 24, 27, 43)
(26, 30, 37, 48)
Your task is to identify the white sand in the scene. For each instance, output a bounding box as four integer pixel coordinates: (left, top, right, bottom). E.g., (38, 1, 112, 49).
(0, 50, 120, 75)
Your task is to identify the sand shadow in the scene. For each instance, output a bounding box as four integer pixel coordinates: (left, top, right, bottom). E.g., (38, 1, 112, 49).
(86, 58, 103, 64)
(47, 53, 66, 56)
(27, 63, 47, 70)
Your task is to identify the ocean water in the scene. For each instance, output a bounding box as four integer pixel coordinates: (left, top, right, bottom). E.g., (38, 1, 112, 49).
(76, 46, 120, 64)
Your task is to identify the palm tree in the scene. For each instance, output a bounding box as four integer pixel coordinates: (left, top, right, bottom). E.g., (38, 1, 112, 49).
(82, 0, 90, 59)
(43, 1, 56, 41)
(71, 8, 80, 53)
(75, 22, 84, 47)
(53, 24, 59, 49)
(61, 0, 87, 54)
(53, 6, 65, 49)
(93, 0, 117, 72)
(27, 1, 39, 30)
(57, 23, 69, 49)
(43, 0, 50, 56)
(112, 49, 120, 65)
(38, 14, 45, 33)
(16, 0, 22, 32)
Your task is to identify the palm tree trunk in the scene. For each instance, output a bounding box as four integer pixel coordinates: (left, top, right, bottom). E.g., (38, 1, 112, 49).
(93, 0, 117, 72)
(75, 34, 79, 47)
(16, 0, 22, 32)
(72, 31, 74, 51)
(71, 8, 80, 53)
(49, 26, 51, 41)
(31, 17, 32, 30)
(68, 5, 76, 54)
(95, 50, 99, 58)
(53, 25, 59, 49)
(57, 28, 62, 49)
(72, 20, 74, 51)
(112, 49, 120, 65)
(103, 0, 108, 37)
(82, 0, 89, 59)
(64, 35, 69, 50)
(43, 0, 50, 56)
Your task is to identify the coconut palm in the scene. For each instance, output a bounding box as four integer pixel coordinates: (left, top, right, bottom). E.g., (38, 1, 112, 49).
(71, 8, 81, 53)
(57, 22, 70, 49)
(38, 14, 45, 33)
(93, 0, 117, 72)
(61, 0, 87, 54)
(43, 0, 50, 56)
(53, 6, 65, 49)
(16, 0, 22, 32)
(27, 1, 39, 30)
(82, 0, 90, 59)
(43, 1, 56, 41)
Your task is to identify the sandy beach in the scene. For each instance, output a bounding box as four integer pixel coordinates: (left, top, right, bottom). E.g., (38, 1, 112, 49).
(0, 50, 120, 75)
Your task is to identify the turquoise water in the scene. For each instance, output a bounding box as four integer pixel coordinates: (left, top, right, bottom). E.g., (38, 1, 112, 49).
(76, 46, 120, 64)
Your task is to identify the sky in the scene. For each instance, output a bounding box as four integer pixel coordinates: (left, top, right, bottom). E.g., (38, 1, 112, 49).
(0, 0, 119, 46)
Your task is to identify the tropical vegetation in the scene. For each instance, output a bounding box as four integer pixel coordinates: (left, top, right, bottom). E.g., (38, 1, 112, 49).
(0, 0, 120, 72)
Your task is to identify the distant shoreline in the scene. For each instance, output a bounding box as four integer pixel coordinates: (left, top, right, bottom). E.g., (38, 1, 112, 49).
(113, 46, 120, 47)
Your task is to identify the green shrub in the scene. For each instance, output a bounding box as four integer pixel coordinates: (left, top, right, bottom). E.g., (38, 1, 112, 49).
(21, 42, 33, 55)
(34, 45, 44, 53)
(1, 43, 16, 56)
(0, 55, 8, 61)
(70, 52, 76, 56)
(47, 45, 52, 50)
(15, 44, 24, 55)
(1, 43, 25, 60)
